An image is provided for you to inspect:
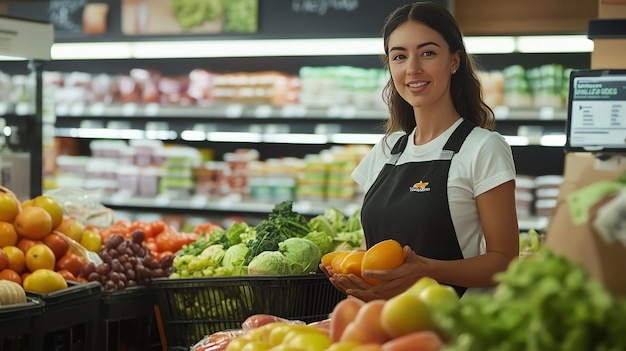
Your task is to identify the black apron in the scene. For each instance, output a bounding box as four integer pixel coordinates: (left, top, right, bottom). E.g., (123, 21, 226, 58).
(361, 119, 476, 297)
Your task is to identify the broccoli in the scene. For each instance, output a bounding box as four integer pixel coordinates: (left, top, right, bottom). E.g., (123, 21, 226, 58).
(245, 201, 312, 264)
(269, 200, 311, 238)
(245, 219, 289, 265)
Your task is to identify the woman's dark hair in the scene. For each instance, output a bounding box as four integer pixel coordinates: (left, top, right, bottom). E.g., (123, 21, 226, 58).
(380, 1, 495, 138)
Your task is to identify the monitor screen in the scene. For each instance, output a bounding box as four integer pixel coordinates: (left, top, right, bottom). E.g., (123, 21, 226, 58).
(565, 69, 626, 153)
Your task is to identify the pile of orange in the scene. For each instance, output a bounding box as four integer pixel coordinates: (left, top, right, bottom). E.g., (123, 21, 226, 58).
(0, 187, 79, 293)
(322, 239, 405, 285)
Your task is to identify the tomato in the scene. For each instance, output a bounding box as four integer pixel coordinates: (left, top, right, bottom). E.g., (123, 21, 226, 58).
(129, 221, 153, 239)
(150, 220, 166, 237)
(144, 240, 157, 253)
(43, 232, 70, 260)
(56, 253, 87, 277)
(57, 269, 77, 282)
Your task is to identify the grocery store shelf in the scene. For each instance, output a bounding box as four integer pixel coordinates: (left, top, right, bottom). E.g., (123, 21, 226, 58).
(101, 193, 550, 230)
(101, 193, 361, 218)
(0, 102, 568, 122)
(51, 102, 388, 120)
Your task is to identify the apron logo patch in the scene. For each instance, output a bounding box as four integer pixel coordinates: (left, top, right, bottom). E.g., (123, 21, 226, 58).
(410, 181, 430, 192)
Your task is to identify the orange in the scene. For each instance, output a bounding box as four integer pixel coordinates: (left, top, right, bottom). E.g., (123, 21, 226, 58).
(0, 268, 22, 285)
(54, 217, 84, 243)
(14, 206, 53, 240)
(339, 251, 365, 277)
(2, 246, 25, 274)
(23, 268, 68, 294)
(361, 239, 405, 286)
(25, 244, 56, 272)
(330, 251, 353, 273)
(0, 249, 8, 270)
(16, 238, 44, 255)
(0, 221, 18, 247)
(0, 192, 20, 222)
(321, 251, 346, 266)
(29, 195, 64, 229)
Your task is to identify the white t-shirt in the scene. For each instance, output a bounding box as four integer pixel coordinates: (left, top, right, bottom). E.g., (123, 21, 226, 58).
(352, 118, 516, 260)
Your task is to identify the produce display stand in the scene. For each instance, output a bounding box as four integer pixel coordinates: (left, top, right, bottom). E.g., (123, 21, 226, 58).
(26, 281, 102, 351)
(152, 274, 346, 349)
(0, 297, 44, 351)
(98, 285, 162, 350)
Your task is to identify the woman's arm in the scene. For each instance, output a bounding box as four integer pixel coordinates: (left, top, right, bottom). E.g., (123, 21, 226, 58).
(422, 179, 519, 287)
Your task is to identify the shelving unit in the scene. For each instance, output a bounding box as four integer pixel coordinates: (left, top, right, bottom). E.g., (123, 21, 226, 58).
(0, 1, 596, 230)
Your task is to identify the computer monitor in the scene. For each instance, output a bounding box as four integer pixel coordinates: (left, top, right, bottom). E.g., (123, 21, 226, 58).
(565, 69, 626, 154)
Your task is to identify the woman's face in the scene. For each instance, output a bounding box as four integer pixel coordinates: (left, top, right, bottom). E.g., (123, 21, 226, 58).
(387, 20, 459, 109)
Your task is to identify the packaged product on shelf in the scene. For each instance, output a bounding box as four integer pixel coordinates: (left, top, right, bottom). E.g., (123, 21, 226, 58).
(187, 68, 217, 105)
(503, 65, 533, 108)
(211, 71, 299, 105)
(158, 75, 194, 106)
(477, 70, 505, 108)
(296, 154, 328, 201)
(116, 164, 140, 196)
(159, 146, 201, 198)
(129, 139, 164, 167)
(514, 175, 536, 217)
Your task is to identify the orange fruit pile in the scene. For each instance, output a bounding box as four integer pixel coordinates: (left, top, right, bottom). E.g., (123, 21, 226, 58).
(0, 188, 86, 293)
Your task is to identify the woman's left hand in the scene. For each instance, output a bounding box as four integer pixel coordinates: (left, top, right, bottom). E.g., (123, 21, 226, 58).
(325, 246, 428, 301)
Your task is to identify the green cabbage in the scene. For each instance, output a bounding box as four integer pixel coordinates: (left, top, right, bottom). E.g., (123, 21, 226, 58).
(223, 243, 250, 268)
(303, 231, 334, 256)
(247, 251, 291, 275)
(200, 244, 226, 265)
(278, 238, 321, 275)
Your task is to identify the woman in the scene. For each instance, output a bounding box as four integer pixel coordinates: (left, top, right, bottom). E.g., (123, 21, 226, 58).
(321, 1, 519, 301)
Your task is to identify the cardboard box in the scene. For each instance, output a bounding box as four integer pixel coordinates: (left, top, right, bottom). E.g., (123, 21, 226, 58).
(545, 153, 626, 296)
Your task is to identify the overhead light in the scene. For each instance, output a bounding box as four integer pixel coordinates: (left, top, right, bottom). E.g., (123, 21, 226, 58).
(48, 34, 594, 60)
(207, 131, 262, 143)
(503, 135, 530, 146)
(51, 42, 133, 60)
(539, 134, 566, 146)
(330, 133, 382, 145)
(180, 130, 207, 141)
(262, 133, 327, 144)
(0, 55, 27, 61)
(464, 36, 516, 54)
(133, 37, 384, 58)
(516, 35, 593, 53)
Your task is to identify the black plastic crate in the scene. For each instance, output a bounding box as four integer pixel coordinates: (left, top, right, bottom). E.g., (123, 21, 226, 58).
(0, 297, 44, 351)
(152, 274, 346, 349)
(26, 281, 102, 351)
(98, 286, 161, 351)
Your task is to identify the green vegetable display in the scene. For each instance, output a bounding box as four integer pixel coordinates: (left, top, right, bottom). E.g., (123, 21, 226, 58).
(435, 248, 626, 350)
(169, 200, 363, 278)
